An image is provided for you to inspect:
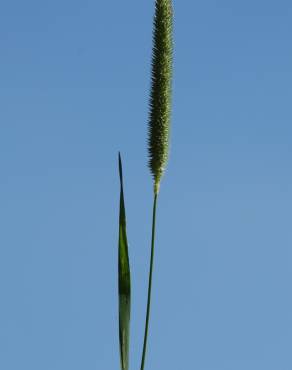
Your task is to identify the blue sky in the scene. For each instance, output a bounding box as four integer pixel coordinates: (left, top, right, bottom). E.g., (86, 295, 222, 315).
(1, 1, 292, 369)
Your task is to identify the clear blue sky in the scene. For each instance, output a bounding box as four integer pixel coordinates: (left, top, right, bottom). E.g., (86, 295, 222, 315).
(1, 1, 292, 369)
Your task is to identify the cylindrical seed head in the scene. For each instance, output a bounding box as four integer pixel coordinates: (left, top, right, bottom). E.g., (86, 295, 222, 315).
(148, 0, 173, 194)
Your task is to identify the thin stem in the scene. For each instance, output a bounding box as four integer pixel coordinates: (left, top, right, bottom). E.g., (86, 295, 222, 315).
(140, 192, 158, 370)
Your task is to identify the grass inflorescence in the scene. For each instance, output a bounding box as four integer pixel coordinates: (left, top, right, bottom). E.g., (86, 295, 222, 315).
(148, 0, 173, 194)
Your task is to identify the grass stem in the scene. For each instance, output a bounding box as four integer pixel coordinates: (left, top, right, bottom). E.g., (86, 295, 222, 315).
(140, 193, 158, 370)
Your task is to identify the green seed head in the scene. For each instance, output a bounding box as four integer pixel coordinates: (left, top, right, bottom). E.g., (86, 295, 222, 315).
(148, 0, 173, 194)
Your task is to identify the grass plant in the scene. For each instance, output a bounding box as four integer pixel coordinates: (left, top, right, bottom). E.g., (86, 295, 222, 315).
(117, 1, 173, 369)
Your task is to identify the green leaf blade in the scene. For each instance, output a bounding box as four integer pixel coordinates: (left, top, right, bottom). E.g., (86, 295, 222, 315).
(118, 153, 131, 370)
